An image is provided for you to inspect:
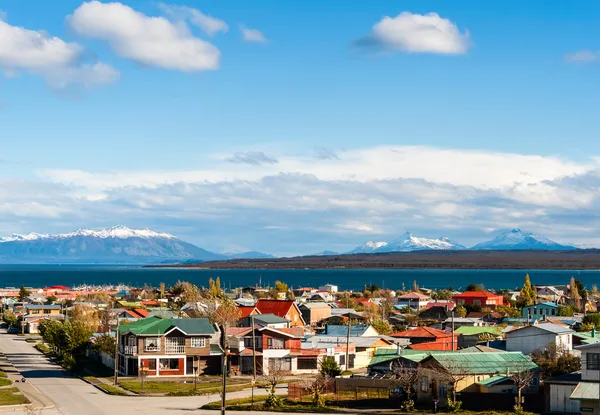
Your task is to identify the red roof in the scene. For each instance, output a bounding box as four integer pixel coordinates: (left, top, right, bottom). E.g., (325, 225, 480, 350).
(134, 309, 150, 318)
(255, 300, 296, 318)
(426, 301, 456, 310)
(142, 300, 159, 306)
(238, 306, 260, 318)
(453, 291, 501, 298)
(390, 326, 451, 339)
(408, 338, 457, 351)
(398, 292, 430, 300)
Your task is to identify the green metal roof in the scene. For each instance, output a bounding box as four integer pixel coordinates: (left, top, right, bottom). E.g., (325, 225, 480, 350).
(368, 348, 451, 366)
(425, 352, 537, 375)
(570, 382, 599, 400)
(210, 344, 224, 355)
(573, 331, 600, 345)
(454, 326, 502, 336)
(477, 375, 512, 387)
(120, 316, 215, 336)
(253, 314, 289, 324)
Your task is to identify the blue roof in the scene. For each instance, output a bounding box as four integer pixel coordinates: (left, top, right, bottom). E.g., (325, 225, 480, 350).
(324, 324, 372, 337)
(523, 302, 558, 309)
(25, 305, 61, 310)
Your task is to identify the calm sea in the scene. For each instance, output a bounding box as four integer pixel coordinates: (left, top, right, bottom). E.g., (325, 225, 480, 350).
(0, 265, 599, 291)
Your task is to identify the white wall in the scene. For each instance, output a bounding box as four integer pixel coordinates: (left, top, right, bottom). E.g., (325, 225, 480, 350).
(506, 327, 572, 355)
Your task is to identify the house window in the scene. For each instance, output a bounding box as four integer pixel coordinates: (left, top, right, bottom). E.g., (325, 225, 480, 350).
(297, 358, 318, 370)
(144, 337, 160, 352)
(191, 337, 205, 348)
(267, 338, 285, 349)
(147, 359, 156, 370)
(349, 354, 355, 369)
(587, 353, 600, 370)
(458, 300, 465, 305)
(552, 309, 556, 316)
(268, 357, 292, 371)
(473, 300, 481, 306)
(339, 355, 346, 366)
(244, 337, 262, 348)
(159, 358, 179, 370)
(421, 376, 429, 392)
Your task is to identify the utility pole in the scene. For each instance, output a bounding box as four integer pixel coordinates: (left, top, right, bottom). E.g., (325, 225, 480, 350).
(220, 324, 228, 415)
(113, 316, 120, 385)
(251, 315, 257, 405)
(345, 313, 351, 371)
(451, 310, 455, 351)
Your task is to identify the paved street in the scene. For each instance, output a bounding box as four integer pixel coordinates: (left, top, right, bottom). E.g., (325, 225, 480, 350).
(0, 332, 304, 415)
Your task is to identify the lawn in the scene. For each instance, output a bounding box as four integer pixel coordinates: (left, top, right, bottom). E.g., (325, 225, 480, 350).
(201, 396, 336, 412)
(0, 378, 12, 387)
(0, 388, 29, 406)
(119, 379, 250, 395)
(97, 384, 128, 396)
(0, 371, 6, 378)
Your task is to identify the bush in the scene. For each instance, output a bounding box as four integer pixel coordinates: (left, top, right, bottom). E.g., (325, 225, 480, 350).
(264, 393, 283, 408)
(447, 399, 462, 412)
(319, 356, 341, 378)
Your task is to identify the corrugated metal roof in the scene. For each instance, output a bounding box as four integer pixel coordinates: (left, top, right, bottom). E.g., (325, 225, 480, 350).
(120, 316, 215, 335)
(325, 325, 372, 337)
(570, 382, 600, 400)
(427, 352, 537, 374)
(477, 375, 512, 387)
(455, 326, 502, 336)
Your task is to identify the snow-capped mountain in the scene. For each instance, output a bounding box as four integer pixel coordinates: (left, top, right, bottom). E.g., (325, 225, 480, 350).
(348, 241, 389, 254)
(0, 226, 225, 264)
(375, 232, 467, 252)
(469, 229, 577, 251)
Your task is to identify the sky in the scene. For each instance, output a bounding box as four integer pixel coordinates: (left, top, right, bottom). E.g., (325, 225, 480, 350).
(2, 0, 600, 255)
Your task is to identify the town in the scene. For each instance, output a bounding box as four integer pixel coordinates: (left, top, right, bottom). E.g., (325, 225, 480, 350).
(0, 275, 598, 414)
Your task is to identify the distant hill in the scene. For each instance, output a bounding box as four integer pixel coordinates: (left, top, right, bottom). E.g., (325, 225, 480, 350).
(349, 232, 466, 254)
(0, 226, 225, 264)
(224, 251, 275, 259)
(470, 229, 576, 250)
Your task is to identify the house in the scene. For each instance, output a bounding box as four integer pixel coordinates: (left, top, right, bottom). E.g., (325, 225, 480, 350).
(318, 284, 338, 293)
(455, 326, 503, 349)
(573, 329, 600, 347)
(419, 306, 451, 322)
(452, 291, 504, 308)
(407, 337, 457, 351)
(442, 317, 484, 330)
(254, 300, 305, 327)
(396, 292, 431, 310)
(390, 326, 456, 346)
(24, 314, 64, 334)
(426, 300, 456, 311)
(569, 343, 600, 412)
(535, 286, 565, 303)
(117, 317, 222, 377)
(309, 292, 335, 302)
(237, 306, 260, 319)
(25, 304, 62, 315)
(299, 303, 331, 326)
(240, 313, 290, 329)
(544, 372, 581, 414)
(506, 323, 574, 355)
(307, 335, 396, 368)
(521, 302, 559, 320)
(324, 324, 379, 337)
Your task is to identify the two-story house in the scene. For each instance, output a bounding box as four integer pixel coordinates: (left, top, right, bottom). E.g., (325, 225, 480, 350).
(569, 343, 600, 412)
(506, 323, 573, 355)
(299, 303, 331, 326)
(117, 317, 222, 377)
(396, 292, 432, 310)
(452, 291, 504, 308)
(254, 300, 306, 327)
(521, 302, 559, 321)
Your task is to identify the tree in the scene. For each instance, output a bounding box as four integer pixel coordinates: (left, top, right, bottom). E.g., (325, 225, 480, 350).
(208, 277, 222, 298)
(495, 305, 520, 318)
(519, 274, 536, 306)
(303, 376, 329, 407)
(569, 277, 582, 311)
(274, 281, 288, 293)
(433, 289, 453, 300)
(2, 310, 17, 327)
(92, 333, 116, 355)
(371, 319, 392, 335)
(466, 283, 484, 292)
(69, 304, 99, 333)
(412, 280, 419, 293)
(531, 343, 581, 379)
(454, 305, 467, 318)
(558, 305, 577, 317)
(159, 282, 165, 299)
(391, 361, 421, 411)
(432, 359, 469, 411)
(262, 358, 290, 408)
(19, 285, 31, 301)
(582, 313, 600, 329)
(319, 356, 341, 378)
(511, 365, 535, 412)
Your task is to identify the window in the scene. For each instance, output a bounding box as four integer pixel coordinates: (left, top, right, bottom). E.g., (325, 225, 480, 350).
(297, 358, 318, 370)
(339, 355, 346, 366)
(421, 376, 429, 392)
(267, 338, 285, 349)
(473, 300, 481, 306)
(458, 300, 465, 305)
(159, 358, 179, 370)
(268, 357, 291, 371)
(191, 337, 205, 348)
(147, 359, 156, 370)
(244, 337, 262, 348)
(348, 354, 355, 369)
(587, 353, 600, 370)
(552, 309, 556, 316)
(144, 337, 160, 351)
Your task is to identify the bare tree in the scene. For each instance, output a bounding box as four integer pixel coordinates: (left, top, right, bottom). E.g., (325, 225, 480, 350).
(302, 375, 330, 407)
(262, 358, 291, 394)
(391, 360, 422, 408)
(430, 359, 470, 408)
(511, 364, 535, 412)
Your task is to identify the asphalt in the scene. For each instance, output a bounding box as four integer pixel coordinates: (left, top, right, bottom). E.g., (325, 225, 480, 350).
(0, 331, 304, 415)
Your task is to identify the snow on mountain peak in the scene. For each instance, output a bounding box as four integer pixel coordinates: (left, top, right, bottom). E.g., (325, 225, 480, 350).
(348, 233, 466, 254)
(470, 229, 576, 250)
(348, 240, 388, 254)
(0, 226, 176, 242)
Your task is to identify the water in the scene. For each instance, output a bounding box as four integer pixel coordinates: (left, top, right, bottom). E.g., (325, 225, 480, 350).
(0, 265, 598, 291)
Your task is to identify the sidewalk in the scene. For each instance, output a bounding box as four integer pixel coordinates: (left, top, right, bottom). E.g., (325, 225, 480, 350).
(0, 352, 54, 412)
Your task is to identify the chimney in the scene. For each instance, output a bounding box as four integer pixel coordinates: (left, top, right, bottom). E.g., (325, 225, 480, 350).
(592, 328, 596, 338)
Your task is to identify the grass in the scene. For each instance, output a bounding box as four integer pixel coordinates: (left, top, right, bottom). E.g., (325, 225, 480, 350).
(0, 378, 12, 387)
(0, 371, 6, 378)
(34, 343, 51, 355)
(25, 338, 38, 343)
(201, 397, 336, 412)
(0, 388, 29, 406)
(119, 379, 250, 395)
(96, 384, 128, 396)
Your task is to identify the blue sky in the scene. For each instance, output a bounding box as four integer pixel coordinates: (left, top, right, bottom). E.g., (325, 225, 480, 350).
(2, 1, 600, 255)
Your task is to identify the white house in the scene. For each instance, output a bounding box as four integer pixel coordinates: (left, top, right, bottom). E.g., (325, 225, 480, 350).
(506, 323, 573, 355)
(318, 284, 338, 293)
(396, 292, 431, 310)
(569, 343, 600, 413)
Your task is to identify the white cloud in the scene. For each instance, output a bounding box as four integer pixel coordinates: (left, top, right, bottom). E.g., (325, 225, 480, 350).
(0, 17, 118, 88)
(158, 3, 228, 36)
(68, 1, 220, 71)
(241, 26, 267, 43)
(357, 12, 469, 54)
(565, 50, 600, 64)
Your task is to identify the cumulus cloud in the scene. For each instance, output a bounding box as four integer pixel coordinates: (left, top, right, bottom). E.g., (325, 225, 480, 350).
(226, 151, 278, 166)
(68, 1, 220, 71)
(241, 26, 267, 43)
(356, 12, 469, 54)
(158, 3, 228, 36)
(0, 17, 118, 88)
(315, 148, 340, 160)
(565, 50, 600, 64)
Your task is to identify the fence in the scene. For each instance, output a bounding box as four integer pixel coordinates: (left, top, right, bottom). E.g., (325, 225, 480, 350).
(287, 380, 335, 401)
(99, 351, 115, 371)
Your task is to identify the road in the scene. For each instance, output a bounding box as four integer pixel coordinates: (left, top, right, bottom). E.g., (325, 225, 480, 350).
(0, 332, 315, 415)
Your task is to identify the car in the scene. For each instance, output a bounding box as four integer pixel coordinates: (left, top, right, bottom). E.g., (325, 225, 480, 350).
(7, 326, 20, 334)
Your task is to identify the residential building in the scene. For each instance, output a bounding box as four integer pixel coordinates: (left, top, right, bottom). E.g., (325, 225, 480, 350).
(544, 372, 581, 414)
(442, 317, 484, 330)
(455, 326, 503, 349)
(390, 326, 456, 347)
(299, 303, 331, 326)
(240, 313, 290, 329)
(318, 284, 338, 293)
(521, 302, 558, 320)
(323, 324, 379, 337)
(568, 343, 600, 412)
(452, 291, 504, 308)
(419, 306, 451, 323)
(25, 304, 62, 315)
(396, 292, 431, 310)
(117, 317, 222, 377)
(506, 323, 574, 355)
(425, 300, 455, 311)
(254, 300, 306, 327)
(307, 335, 396, 368)
(535, 286, 565, 303)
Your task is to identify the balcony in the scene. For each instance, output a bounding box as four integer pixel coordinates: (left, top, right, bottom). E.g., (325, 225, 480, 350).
(120, 345, 137, 355)
(165, 337, 185, 354)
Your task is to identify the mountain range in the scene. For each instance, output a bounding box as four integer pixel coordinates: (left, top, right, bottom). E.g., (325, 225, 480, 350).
(0, 226, 272, 264)
(348, 229, 576, 254)
(0, 226, 578, 264)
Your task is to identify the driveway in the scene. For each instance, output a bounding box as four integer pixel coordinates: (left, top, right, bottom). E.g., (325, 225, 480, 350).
(0, 332, 303, 415)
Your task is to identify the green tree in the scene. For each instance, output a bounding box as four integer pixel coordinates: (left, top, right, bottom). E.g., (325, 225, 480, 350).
(433, 289, 453, 300)
(371, 319, 392, 335)
(495, 305, 520, 318)
(412, 280, 419, 292)
(91, 333, 116, 355)
(558, 305, 577, 317)
(520, 274, 536, 306)
(466, 283, 484, 292)
(454, 305, 467, 318)
(319, 356, 341, 378)
(582, 313, 600, 329)
(274, 280, 288, 292)
(18, 285, 31, 301)
(2, 310, 17, 327)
